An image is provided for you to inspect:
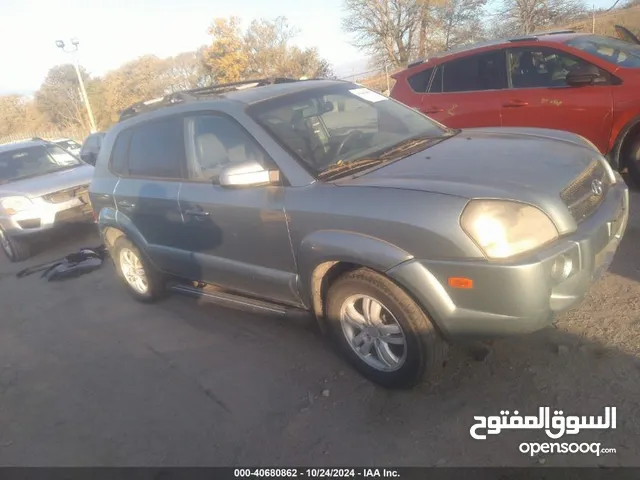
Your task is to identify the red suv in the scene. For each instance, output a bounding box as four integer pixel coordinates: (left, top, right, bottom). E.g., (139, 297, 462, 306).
(390, 29, 640, 184)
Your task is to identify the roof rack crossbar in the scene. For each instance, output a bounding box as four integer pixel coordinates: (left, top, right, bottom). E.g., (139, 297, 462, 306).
(118, 77, 301, 122)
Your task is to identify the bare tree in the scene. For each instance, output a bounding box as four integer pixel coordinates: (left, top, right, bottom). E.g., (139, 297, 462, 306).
(433, 0, 488, 50)
(343, 0, 423, 67)
(35, 64, 91, 129)
(495, 0, 587, 35)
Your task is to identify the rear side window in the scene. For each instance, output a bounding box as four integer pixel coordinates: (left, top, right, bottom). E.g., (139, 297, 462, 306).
(433, 51, 507, 93)
(407, 68, 434, 93)
(127, 118, 184, 179)
(110, 130, 132, 175)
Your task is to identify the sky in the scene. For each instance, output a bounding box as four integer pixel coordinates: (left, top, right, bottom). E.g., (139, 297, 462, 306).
(0, 0, 623, 96)
(0, 0, 368, 96)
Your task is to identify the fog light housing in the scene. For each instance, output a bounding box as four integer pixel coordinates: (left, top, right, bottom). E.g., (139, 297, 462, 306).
(551, 255, 573, 282)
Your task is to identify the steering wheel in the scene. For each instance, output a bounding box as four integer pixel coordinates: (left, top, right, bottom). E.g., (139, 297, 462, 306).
(335, 130, 364, 159)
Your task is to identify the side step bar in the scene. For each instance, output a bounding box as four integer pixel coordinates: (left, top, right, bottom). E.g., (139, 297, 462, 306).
(169, 283, 310, 318)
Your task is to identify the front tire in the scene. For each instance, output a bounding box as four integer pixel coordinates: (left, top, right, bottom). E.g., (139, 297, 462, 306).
(0, 228, 31, 262)
(325, 268, 448, 389)
(112, 236, 167, 303)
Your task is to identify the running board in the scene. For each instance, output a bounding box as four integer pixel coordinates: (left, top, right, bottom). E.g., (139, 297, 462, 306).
(169, 283, 309, 318)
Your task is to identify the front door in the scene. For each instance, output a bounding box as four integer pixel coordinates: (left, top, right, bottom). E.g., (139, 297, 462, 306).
(420, 49, 506, 128)
(177, 113, 300, 306)
(500, 46, 614, 154)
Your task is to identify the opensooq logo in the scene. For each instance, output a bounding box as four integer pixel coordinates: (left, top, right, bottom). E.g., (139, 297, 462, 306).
(469, 407, 616, 440)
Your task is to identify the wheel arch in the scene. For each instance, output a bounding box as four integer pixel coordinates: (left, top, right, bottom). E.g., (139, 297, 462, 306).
(611, 115, 640, 171)
(98, 210, 160, 271)
(296, 230, 414, 333)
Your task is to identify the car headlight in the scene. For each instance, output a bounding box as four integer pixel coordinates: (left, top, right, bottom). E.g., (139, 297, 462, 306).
(461, 200, 559, 259)
(0, 196, 34, 215)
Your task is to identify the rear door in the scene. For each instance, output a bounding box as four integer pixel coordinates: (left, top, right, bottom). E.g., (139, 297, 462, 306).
(419, 49, 506, 128)
(112, 117, 187, 274)
(500, 46, 614, 153)
(176, 112, 300, 306)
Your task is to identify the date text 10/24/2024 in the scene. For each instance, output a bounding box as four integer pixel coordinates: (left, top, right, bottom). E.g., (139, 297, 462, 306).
(234, 469, 399, 478)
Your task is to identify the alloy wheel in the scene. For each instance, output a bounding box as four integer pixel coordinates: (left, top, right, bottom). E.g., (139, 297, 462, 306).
(339, 294, 407, 372)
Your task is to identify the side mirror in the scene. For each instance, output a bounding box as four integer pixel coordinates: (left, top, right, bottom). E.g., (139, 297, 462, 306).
(566, 64, 603, 86)
(81, 153, 97, 166)
(218, 161, 280, 188)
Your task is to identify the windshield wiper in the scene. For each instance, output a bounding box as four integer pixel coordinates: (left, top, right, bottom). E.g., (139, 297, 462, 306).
(317, 129, 460, 181)
(376, 129, 460, 160)
(317, 158, 385, 181)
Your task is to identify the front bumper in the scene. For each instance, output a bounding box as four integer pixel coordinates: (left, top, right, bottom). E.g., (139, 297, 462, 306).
(386, 177, 629, 341)
(0, 193, 94, 239)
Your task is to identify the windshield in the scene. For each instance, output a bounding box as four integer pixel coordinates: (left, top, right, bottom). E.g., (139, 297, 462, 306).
(0, 145, 83, 184)
(55, 140, 81, 150)
(566, 35, 640, 68)
(248, 84, 450, 178)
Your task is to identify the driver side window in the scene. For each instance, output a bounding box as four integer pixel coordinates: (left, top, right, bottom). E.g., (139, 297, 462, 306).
(185, 114, 268, 183)
(507, 48, 599, 88)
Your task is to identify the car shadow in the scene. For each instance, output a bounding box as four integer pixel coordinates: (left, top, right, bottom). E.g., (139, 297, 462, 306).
(150, 282, 640, 466)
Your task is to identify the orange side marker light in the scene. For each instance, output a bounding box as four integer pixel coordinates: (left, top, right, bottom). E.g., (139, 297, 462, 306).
(448, 277, 474, 289)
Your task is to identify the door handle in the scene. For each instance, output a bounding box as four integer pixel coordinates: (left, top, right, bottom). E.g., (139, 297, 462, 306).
(183, 209, 210, 217)
(503, 100, 529, 107)
(423, 107, 444, 114)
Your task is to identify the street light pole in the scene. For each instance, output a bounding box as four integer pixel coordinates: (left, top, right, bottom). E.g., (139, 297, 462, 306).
(55, 38, 97, 133)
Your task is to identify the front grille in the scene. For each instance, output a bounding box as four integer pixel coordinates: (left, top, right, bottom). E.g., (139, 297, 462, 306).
(43, 184, 89, 204)
(560, 160, 610, 223)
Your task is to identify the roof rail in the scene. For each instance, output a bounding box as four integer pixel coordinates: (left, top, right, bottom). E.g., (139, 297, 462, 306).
(535, 29, 576, 36)
(508, 29, 576, 42)
(407, 58, 426, 69)
(118, 77, 300, 122)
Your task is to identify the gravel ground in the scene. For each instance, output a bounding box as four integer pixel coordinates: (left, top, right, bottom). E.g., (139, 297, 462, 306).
(0, 192, 638, 467)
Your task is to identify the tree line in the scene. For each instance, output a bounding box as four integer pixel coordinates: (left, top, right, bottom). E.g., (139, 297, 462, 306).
(2, 1, 639, 139)
(343, 0, 640, 68)
(0, 16, 333, 138)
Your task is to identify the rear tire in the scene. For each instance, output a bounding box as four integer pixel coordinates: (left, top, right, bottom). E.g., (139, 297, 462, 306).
(112, 236, 167, 303)
(325, 268, 448, 389)
(0, 228, 31, 262)
(625, 136, 640, 188)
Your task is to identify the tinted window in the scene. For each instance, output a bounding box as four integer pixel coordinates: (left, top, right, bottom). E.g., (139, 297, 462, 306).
(128, 118, 184, 179)
(110, 130, 132, 175)
(407, 68, 434, 92)
(438, 51, 507, 92)
(184, 114, 269, 182)
(566, 35, 640, 68)
(508, 48, 595, 88)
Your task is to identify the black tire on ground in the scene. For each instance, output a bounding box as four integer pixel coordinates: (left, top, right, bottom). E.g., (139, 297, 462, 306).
(325, 268, 448, 389)
(0, 228, 31, 262)
(625, 136, 640, 188)
(111, 236, 167, 303)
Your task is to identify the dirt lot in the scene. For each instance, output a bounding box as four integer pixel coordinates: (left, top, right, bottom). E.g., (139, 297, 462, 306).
(0, 193, 638, 467)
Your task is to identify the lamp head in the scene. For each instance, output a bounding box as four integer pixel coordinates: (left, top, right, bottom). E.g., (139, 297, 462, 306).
(55, 40, 65, 49)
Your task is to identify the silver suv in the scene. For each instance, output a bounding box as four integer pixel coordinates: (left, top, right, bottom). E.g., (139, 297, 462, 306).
(89, 79, 629, 388)
(0, 139, 95, 261)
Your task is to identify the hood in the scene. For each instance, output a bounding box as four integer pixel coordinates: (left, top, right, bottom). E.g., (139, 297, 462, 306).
(335, 127, 602, 224)
(0, 164, 94, 199)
